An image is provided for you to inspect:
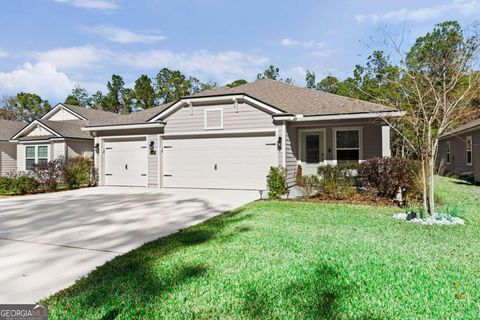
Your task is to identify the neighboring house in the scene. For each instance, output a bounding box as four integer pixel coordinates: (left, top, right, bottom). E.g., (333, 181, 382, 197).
(437, 118, 480, 183)
(83, 79, 403, 190)
(0, 119, 26, 176)
(10, 104, 118, 171)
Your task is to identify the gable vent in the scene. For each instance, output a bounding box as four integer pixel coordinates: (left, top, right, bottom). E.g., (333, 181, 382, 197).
(204, 108, 223, 130)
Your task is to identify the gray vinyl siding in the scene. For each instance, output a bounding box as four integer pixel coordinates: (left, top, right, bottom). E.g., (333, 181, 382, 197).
(285, 125, 297, 187)
(437, 128, 480, 179)
(285, 119, 385, 187)
(163, 102, 275, 133)
(0, 142, 17, 175)
(148, 135, 159, 187)
(66, 139, 93, 159)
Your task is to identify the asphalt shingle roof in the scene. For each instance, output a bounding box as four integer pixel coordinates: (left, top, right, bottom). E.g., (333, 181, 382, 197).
(61, 104, 119, 121)
(86, 102, 174, 126)
(441, 118, 480, 138)
(38, 120, 92, 139)
(85, 79, 396, 127)
(0, 119, 27, 141)
(186, 79, 396, 115)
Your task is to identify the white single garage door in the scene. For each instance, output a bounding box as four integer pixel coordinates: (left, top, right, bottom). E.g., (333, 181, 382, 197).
(163, 133, 278, 190)
(104, 138, 148, 187)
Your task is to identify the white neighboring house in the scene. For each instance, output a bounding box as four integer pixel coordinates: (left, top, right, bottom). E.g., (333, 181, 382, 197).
(10, 104, 118, 171)
(0, 119, 26, 176)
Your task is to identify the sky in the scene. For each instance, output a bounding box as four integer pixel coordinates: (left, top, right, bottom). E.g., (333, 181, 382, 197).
(0, 0, 479, 103)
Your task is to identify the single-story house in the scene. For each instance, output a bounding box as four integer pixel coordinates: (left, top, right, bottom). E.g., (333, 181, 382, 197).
(437, 118, 480, 183)
(10, 104, 117, 171)
(83, 79, 403, 190)
(0, 119, 26, 176)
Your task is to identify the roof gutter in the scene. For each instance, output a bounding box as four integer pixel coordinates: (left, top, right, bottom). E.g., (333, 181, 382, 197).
(82, 122, 165, 131)
(273, 111, 405, 122)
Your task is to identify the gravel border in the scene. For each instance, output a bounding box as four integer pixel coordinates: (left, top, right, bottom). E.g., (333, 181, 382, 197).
(392, 213, 465, 225)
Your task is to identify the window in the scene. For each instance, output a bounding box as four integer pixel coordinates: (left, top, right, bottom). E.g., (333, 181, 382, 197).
(25, 145, 49, 170)
(466, 136, 472, 166)
(335, 129, 361, 163)
(204, 108, 223, 130)
(446, 141, 451, 164)
(305, 135, 320, 163)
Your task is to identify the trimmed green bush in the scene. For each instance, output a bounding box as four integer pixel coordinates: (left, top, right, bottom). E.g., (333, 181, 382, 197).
(266, 166, 287, 199)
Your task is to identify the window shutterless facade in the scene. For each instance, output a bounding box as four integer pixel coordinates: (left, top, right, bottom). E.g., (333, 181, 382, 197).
(446, 141, 450, 164)
(334, 128, 362, 163)
(25, 145, 49, 170)
(466, 136, 472, 166)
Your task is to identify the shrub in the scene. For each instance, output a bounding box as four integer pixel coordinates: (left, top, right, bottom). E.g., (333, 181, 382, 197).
(358, 157, 420, 204)
(65, 156, 93, 189)
(32, 158, 67, 192)
(295, 165, 303, 186)
(267, 166, 287, 199)
(317, 163, 358, 200)
(0, 173, 38, 195)
(298, 175, 319, 198)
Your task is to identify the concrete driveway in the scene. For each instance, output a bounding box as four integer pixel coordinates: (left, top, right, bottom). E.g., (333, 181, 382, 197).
(0, 187, 259, 303)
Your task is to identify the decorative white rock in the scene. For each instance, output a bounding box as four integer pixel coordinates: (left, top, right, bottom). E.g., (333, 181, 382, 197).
(392, 213, 465, 225)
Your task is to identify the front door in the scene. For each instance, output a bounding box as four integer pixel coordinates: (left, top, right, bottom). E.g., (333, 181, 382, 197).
(299, 130, 325, 176)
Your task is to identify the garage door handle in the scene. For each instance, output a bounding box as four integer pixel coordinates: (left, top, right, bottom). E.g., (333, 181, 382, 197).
(141, 174, 147, 176)
(164, 174, 172, 177)
(266, 143, 276, 146)
(106, 174, 112, 176)
(125, 164, 128, 170)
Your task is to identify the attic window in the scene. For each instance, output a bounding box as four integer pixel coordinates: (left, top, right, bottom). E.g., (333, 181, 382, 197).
(204, 108, 223, 130)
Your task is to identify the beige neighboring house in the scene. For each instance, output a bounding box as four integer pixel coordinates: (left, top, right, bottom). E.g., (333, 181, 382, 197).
(10, 104, 117, 171)
(0, 119, 26, 176)
(82, 79, 403, 190)
(437, 118, 480, 183)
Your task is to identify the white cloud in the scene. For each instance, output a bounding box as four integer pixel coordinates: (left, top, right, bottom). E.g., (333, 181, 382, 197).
(81, 25, 165, 44)
(356, 0, 480, 23)
(280, 38, 325, 48)
(0, 62, 74, 99)
(118, 50, 269, 82)
(0, 49, 9, 58)
(53, 0, 119, 11)
(310, 49, 338, 57)
(36, 45, 109, 70)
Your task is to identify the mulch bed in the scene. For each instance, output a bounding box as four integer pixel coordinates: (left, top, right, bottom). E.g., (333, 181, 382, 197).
(286, 192, 397, 207)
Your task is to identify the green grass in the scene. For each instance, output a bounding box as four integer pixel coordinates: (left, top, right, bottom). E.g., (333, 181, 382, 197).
(44, 176, 480, 319)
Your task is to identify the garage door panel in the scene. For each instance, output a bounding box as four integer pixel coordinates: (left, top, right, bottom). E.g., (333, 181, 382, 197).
(104, 139, 148, 187)
(163, 135, 277, 190)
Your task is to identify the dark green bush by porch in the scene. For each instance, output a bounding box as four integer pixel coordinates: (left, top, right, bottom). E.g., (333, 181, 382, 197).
(266, 166, 287, 199)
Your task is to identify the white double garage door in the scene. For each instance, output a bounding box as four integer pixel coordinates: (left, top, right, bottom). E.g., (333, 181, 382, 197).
(104, 133, 278, 190)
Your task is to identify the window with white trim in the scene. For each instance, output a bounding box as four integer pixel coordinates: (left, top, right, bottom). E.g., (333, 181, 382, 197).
(204, 108, 223, 130)
(25, 145, 49, 170)
(335, 129, 361, 163)
(466, 136, 472, 166)
(446, 141, 451, 164)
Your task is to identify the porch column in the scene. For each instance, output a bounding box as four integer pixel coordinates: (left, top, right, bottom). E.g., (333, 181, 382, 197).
(382, 125, 391, 157)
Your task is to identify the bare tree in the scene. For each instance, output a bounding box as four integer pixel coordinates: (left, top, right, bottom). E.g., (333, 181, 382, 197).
(381, 21, 480, 216)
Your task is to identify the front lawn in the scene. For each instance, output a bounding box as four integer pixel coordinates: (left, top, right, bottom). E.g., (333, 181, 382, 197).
(44, 176, 480, 319)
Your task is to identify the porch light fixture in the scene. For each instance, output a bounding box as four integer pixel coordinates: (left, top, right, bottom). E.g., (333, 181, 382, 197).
(149, 141, 156, 155)
(94, 143, 100, 154)
(277, 136, 282, 151)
